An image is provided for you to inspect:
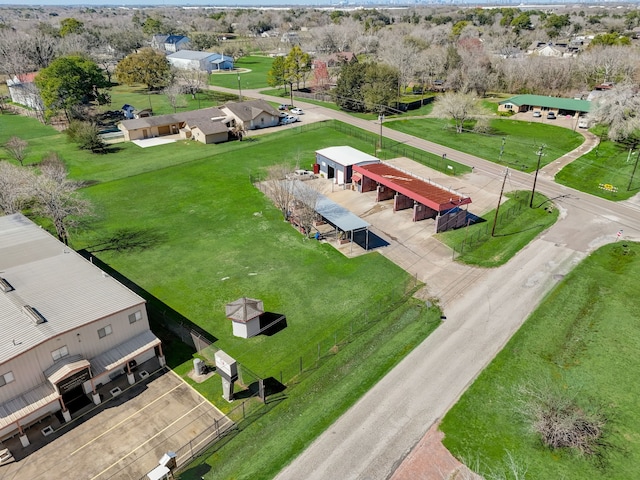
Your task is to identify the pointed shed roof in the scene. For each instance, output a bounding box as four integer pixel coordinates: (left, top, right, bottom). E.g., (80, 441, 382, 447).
(225, 297, 264, 323)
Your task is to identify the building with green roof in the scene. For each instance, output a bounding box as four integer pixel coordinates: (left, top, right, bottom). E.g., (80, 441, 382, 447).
(498, 94, 590, 118)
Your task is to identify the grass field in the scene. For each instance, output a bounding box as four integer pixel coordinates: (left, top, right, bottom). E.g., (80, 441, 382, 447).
(440, 241, 640, 479)
(102, 84, 237, 118)
(555, 129, 640, 201)
(209, 55, 273, 90)
(386, 117, 583, 172)
(437, 191, 559, 267)
(49, 115, 442, 479)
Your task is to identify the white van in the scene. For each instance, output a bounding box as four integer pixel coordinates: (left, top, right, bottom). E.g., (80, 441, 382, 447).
(578, 118, 589, 129)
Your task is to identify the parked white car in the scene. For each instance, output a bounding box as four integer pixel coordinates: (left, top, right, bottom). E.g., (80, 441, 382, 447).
(290, 108, 304, 115)
(578, 118, 589, 129)
(286, 169, 315, 180)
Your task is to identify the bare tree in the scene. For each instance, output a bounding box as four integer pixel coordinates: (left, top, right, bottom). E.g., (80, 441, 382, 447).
(264, 164, 295, 220)
(0, 162, 36, 214)
(163, 82, 186, 113)
(4, 136, 29, 166)
(590, 83, 640, 145)
(32, 153, 93, 245)
(432, 91, 484, 133)
(292, 181, 319, 238)
(175, 69, 208, 100)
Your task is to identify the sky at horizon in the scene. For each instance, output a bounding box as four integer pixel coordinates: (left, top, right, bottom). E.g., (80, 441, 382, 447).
(0, 0, 582, 6)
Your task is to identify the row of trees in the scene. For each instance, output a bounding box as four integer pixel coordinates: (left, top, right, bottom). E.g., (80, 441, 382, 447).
(266, 45, 312, 92)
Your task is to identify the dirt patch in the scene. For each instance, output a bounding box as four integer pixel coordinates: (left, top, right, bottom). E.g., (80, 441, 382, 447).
(390, 423, 482, 480)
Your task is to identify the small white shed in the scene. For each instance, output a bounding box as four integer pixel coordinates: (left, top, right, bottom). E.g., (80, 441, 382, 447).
(226, 297, 264, 338)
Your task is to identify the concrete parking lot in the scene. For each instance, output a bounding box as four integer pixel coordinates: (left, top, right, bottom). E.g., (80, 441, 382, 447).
(0, 366, 230, 480)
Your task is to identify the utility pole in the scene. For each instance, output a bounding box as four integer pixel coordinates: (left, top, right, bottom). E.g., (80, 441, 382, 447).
(492, 168, 508, 237)
(237, 73, 242, 102)
(498, 137, 505, 163)
(529, 144, 545, 208)
(378, 112, 384, 152)
(628, 148, 640, 191)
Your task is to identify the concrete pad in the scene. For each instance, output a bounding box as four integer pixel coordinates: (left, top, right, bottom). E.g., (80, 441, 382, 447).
(132, 137, 177, 148)
(0, 369, 230, 480)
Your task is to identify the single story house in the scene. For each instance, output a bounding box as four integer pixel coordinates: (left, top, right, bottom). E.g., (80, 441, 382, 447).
(498, 94, 591, 118)
(221, 99, 280, 131)
(315, 146, 380, 185)
(150, 34, 190, 52)
(6, 73, 43, 111)
(118, 107, 231, 144)
(167, 50, 233, 74)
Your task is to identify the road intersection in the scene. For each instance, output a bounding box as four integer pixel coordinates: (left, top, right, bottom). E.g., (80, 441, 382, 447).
(213, 86, 640, 479)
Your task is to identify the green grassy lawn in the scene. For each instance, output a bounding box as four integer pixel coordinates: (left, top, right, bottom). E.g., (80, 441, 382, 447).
(437, 191, 559, 267)
(386, 118, 583, 172)
(556, 135, 640, 201)
(180, 298, 440, 480)
(54, 116, 442, 479)
(103, 84, 237, 117)
(441, 241, 640, 479)
(209, 55, 273, 90)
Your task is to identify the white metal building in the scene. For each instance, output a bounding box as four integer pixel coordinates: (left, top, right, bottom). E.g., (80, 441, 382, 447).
(166, 50, 231, 73)
(0, 214, 164, 447)
(315, 146, 380, 185)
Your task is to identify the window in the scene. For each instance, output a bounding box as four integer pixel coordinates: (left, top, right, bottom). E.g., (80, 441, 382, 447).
(129, 311, 142, 324)
(0, 371, 14, 387)
(98, 325, 113, 339)
(51, 345, 69, 362)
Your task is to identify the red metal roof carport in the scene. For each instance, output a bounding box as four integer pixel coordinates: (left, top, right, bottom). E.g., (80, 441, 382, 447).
(353, 163, 472, 212)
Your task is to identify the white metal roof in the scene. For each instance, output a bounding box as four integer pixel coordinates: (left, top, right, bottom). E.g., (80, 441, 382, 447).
(315, 146, 379, 167)
(167, 50, 217, 61)
(91, 330, 160, 376)
(0, 214, 146, 366)
(0, 381, 59, 431)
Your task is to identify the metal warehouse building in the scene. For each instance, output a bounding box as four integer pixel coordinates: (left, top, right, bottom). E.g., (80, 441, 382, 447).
(0, 214, 164, 449)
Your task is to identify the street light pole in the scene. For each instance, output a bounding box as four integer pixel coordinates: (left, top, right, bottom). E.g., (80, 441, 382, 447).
(492, 168, 508, 237)
(237, 73, 242, 101)
(529, 145, 545, 208)
(378, 113, 384, 152)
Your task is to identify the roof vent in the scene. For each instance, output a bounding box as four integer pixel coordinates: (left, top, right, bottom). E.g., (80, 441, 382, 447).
(23, 305, 47, 324)
(0, 277, 14, 293)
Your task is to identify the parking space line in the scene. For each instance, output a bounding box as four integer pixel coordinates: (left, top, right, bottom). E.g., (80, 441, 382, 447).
(70, 383, 184, 456)
(90, 400, 207, 480)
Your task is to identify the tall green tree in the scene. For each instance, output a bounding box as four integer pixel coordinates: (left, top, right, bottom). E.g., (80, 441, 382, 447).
(115, 48, 171, 91)
(285, 45, 311, 90)
(362, 63, 399, 112)
(267, 56, 287, 92)
(334, 58, 366, 112)
(35, 55, 107, 120)
(59, 18, 84, 37)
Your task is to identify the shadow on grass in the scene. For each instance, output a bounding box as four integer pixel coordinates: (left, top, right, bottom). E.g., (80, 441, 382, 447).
(179, 463, 212, 480)
(235, 377, 287, 400)
(84, 227, 167, 254)
(259, 312, 287, 336)
(492, 223, 547, 237)
(76, 250, 217, 369)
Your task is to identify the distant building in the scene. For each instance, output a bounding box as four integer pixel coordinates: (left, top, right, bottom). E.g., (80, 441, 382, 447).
(6, 73, 43, 111)
(221, 99, 280, 131)
(0, 214, 164, 447)
(498, 94, 591, 118)
(167, 50, 233, 73)
(150, 34, 190, 53)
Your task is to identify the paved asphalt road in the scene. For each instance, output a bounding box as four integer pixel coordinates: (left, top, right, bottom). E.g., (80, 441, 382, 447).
(213, 86, 640, 479)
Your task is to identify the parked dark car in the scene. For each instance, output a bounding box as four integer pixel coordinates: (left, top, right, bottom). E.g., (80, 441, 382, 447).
(278, 104, 291, 110)
(547, 112, 556, 120)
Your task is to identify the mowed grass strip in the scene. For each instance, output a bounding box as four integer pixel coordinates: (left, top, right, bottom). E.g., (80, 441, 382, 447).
(440, 241, 640, 479)
(556, 134, 640, 201)
(209, 55, 273, 90)
(437, 191, 558, 267)
(386, 117, 583, 172)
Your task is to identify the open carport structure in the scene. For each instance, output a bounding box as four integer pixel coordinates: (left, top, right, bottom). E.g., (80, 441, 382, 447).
(352, 162, 472, 232)
(292, 181, 374, 251)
